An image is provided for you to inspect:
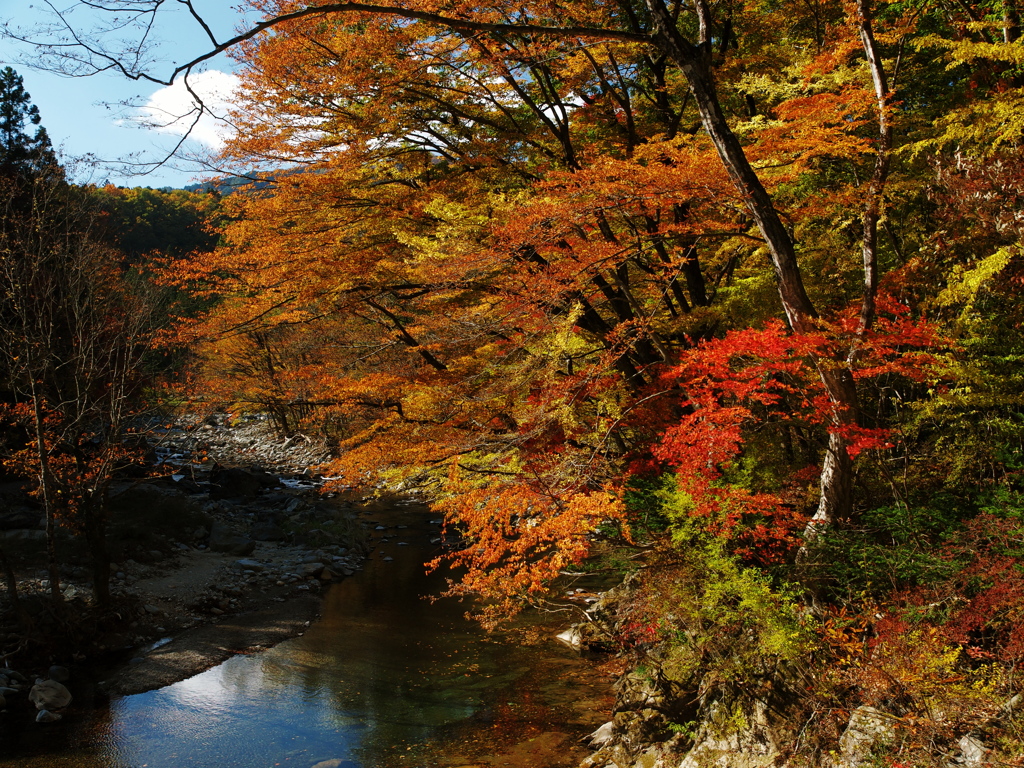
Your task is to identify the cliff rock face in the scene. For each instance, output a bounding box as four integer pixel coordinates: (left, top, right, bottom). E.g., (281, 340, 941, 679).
(575, 579, 802, 768)
(675, 698, 789, 768)
(574, 579, 1016, 768)
(581, 671, 799, 768)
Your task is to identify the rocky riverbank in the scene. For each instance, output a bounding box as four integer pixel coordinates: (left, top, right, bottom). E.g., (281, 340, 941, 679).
(563, 577, 1019, 768)
(0, 415, 380, 702)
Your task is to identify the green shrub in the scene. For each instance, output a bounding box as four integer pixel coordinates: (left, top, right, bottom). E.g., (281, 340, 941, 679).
(808, 501, 964, 601)
(618, 506, 815, 691)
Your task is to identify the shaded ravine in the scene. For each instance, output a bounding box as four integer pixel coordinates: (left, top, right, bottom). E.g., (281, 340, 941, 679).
(0, 500, 613, 768)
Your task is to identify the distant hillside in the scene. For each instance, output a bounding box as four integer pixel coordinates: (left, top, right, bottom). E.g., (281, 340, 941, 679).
(183, 175, 275, 194)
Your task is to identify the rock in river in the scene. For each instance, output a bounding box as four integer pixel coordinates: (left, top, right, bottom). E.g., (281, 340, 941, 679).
(47, 665, 71, 683)
(0, 668, 26, 683)
(29, 679, 72, 710)
(301, 562, 325, 579)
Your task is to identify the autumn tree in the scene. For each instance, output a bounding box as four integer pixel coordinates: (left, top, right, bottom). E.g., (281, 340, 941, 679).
(0, 75, 162, 609)
(0, 172, 164, 610)
(6, 0, 1004, 610)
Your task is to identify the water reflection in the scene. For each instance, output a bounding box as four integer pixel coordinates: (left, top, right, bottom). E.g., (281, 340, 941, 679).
(0, 503, 605, 768)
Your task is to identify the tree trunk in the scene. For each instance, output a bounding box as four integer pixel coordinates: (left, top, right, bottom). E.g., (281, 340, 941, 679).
(31, 386, 64, 611)
(855, 0, 893, 337)
(83, 497, 111, 609)
(646, 0, 859, 524)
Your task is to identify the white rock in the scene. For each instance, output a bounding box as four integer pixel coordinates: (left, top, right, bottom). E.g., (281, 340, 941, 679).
(588, 721, 616, 747)
(555, 627, 582, 649)
(838, 706, 895, 767)
(956, 734, 988, 767)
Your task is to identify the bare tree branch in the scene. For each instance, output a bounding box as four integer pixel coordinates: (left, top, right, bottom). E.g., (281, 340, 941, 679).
(5, 2, 652, 87)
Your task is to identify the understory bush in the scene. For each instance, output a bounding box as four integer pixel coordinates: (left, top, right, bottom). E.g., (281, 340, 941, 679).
(614, 468, 1024, 764)
(617, 484, 816, 694)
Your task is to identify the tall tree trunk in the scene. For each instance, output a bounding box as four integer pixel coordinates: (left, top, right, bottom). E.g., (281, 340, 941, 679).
(801, 0, 893, 542)
(646, 0, 860, 525)
(855, 0, 893, 337)
(31, 384, 64, 611)
(82, 495, 111, 609)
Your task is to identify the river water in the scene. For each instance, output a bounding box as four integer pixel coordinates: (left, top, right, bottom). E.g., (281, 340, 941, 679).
(1, 501, 612, 768)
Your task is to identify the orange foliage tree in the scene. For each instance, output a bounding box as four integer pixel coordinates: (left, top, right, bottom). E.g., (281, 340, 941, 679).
(136, 0, 943, 615)
(15, 0, 977, 615)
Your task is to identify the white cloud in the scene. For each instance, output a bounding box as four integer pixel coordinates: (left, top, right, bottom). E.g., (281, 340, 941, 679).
(134, 70, 240, 150)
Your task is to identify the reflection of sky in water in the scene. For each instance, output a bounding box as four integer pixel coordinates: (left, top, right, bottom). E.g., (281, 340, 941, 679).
(108, 654, 367, 768)
(0, 505, 572, 768)
(93, 511, 502, 768)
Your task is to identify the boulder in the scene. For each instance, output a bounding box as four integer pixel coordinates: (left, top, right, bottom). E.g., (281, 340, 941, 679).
(208, 521, 256, 556)
(209, 466, 263, 500)
(29, 679, 72, 711)
(301, 562, 325, 579)
(47, 665, 70, 683)
(250, 520, 288, 542)
(35, 709, 62, 723)
(953, 734, 988, 767)
(556, 627, 583, 649)
(285, 497, 310, 514)
(0, 668, 27, 683)
(588, 721, 616, 748)
(834, 706, 895, 768)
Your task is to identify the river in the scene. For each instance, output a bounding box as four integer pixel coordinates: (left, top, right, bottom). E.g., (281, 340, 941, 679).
(1, 500, 613, 768)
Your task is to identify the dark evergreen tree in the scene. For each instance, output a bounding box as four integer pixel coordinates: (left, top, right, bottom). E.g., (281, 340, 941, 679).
(0, 66, 57, 180)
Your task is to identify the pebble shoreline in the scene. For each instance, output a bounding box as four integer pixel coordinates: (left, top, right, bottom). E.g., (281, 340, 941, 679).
(0, 415, 377, 707)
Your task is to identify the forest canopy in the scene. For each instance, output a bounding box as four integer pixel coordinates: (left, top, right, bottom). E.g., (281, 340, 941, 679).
(126, 0, 1022, 608)
(4, 1, 1024, 759)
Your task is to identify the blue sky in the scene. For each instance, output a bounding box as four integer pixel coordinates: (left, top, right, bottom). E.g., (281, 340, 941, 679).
(2, 1, 257, 189)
